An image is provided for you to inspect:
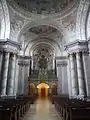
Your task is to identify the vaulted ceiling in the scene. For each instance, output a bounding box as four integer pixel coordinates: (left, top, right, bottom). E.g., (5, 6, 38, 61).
(10, 0, 77, 14)
(6, 0, 79, 57)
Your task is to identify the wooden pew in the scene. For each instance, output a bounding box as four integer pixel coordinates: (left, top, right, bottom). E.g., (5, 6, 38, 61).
(51, 95, 90, 120)
(0, 95, 37, 120)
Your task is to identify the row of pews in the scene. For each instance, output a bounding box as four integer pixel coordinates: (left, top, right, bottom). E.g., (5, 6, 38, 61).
(50, 95, 90, 120)
(0, 95, 37, 120)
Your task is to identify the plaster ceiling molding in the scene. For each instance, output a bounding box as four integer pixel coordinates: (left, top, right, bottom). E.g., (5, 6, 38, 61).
(23, 25, 62, 45)
(61, 10, 77, 42)
(0, 0, 10, 39)
(16, 18, 69, 45)
(14, 0, 74, 14)
(21, 24, 62, 45)
(0, 3, 3, 21)
(0, 2, 4, 37)
(76, 0, 90, 41)
(25, 37, 62, 57)
(31, 37, 61, 51)
(16, 19, 69, 55)
(7, 0, 78, 20)
(22, 25, 64, 41)
(29, 25, 57, 35)
(22, 31, 38, 45)
(10, 14, 25, 39)
(87, 11, 90, 40)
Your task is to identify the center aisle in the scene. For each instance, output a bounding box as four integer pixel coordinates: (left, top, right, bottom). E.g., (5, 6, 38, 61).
(22, 97, 62, 120)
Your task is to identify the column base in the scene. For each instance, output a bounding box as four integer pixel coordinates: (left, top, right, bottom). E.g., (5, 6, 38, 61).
(70, 95, 78, 99)
(7, 94, 16, 98)
(7, 96, 16, 99)
(77, 95, 85, 100)
(0, 94, 7, 99)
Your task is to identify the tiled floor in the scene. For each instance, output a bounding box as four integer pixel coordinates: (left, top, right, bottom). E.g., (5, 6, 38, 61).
(23, 97, 62, 120)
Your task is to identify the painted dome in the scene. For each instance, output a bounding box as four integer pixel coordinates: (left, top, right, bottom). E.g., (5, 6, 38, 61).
(14, 0, 76, 14)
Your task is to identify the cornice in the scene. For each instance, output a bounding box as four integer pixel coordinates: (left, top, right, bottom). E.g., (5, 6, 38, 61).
(0, 38, 21, 48)
(57, 61, 67, 67)
(18, 61, 29, 66)
(0, 38, 21, 53)
(55, 56, 67, 60)
(64, 40, 88, 53)
(18, 55, 30, 66)
(65, 40, 88, 49)
(18, 55, 31, 60)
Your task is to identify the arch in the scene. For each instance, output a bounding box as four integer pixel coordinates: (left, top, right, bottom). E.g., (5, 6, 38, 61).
(86, 6, 90, 39)
(0, 0, 10, 39)
(24, 38, 61, 56)
(16, 19, 69, 43)
(37, 83, 49, 97)
(51, 83, 57, 95)
(37, 83, 49, 89)
(30, 83, 35, 88)
(76, 0, 90, 40)
(28, 83, 36, 96)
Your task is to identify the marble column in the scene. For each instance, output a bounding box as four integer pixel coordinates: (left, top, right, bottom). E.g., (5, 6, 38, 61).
(29, 59, 31, 76)
(0, 52, 10, 96)
(67, 57, 72, 98)
(0, 52, 3, 80)
(31, 57, 33, 70)
(13, 58, 19, 96)
(7, 54, 16, 96)
(21, 66, 25, 94)
(82, 52, 88, 96)
(57, 65, 62, 94)
(62, 64, 68, 94)
(53, 58, 55, 70)
(55, 59, 57, 75)
(70, 54, 78, 96)
(76, 52, 85, 97)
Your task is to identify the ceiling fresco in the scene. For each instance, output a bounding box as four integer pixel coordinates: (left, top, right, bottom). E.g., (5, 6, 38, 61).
(29, 25, 57, 34)
(14, 0, 75, 14)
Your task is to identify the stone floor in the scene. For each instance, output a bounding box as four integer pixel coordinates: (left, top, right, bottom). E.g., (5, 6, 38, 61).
(22, 97, 62, 120)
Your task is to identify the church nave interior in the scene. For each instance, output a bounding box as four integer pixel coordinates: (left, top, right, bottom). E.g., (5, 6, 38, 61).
(0, 0, 90, 120)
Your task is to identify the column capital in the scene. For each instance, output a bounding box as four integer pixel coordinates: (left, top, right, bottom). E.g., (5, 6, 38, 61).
(57, 61, 67, 67)
(18, 55, 30, 66)
(65, 40, 88, 54)
(68, 52, 75, 57)
(76, 51, 81, 55)
(76, 52, 85, 97)
(55, 56, 67, 60)
(0, 39, 21, 54)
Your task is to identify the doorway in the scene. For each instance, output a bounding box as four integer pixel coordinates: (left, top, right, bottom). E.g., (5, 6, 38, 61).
(37, 83, 49, 98)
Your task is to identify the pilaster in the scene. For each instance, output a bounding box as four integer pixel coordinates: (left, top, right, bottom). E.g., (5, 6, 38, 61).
(0, 39, 20, 97)
(69, 53, 78, 97)
(76, 52, 85, 97)
(7, 54, 16, 96)
(0, 52, 10, 96)
(65, 40, 88, 98)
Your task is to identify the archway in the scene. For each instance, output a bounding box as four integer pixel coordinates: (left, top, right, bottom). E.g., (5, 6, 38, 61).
(51, 83, 57, 95)
(29, 83, 35, 96)
(37, 83, 49, 98)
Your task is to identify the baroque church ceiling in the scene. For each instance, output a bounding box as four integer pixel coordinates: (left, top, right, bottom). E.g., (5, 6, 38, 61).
(6, 0, 79, 56)
(13, 0, 75, 14)
(29, 25, 57, 35)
